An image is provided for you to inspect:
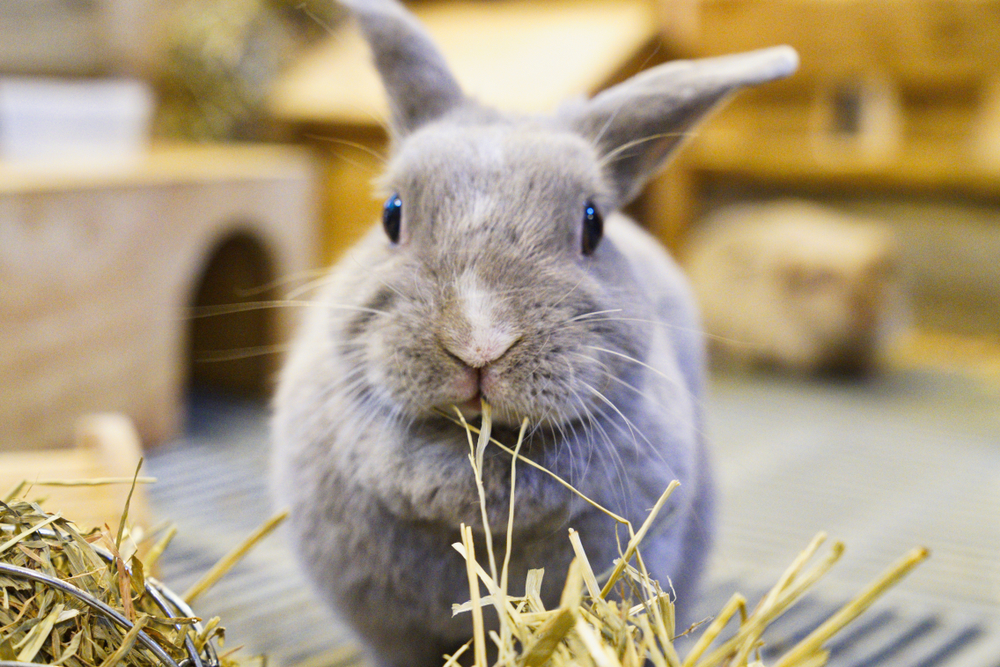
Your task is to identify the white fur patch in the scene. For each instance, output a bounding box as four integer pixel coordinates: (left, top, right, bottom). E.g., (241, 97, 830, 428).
(466, 193, 496, 229)
(457, 271, 492, 332)
(456, 271, 519, 366)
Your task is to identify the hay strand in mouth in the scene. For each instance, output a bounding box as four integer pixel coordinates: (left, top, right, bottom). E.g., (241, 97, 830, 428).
(436, 407, 629, 526)
(460, 524, 488, 667)
(500, 417, 530, 599)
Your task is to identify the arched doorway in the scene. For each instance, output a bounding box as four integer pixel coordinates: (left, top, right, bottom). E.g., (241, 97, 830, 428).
(187, 232, 278, 399)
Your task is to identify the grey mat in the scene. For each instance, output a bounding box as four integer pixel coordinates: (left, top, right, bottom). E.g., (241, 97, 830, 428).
(145, 370, 1000, 666)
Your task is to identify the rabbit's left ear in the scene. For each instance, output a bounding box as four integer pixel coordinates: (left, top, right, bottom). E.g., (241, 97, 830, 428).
(342, 0, 466, 136)
(564, 46, 798, 208)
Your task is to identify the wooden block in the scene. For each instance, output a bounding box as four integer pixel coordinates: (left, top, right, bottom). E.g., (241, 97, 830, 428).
(1, 413, 150, 533)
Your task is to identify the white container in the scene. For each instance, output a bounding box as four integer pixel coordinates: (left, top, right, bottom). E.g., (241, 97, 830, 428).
(0, 78, 154, 164)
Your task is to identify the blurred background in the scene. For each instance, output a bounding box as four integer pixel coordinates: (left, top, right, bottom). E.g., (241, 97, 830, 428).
(1, 0, 998, 666)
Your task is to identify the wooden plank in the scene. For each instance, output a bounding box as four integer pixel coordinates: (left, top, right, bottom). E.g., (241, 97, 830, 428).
(0, 143, 318, 194)
(655, 0, 1000, 89)
(685, 103, 1000, 197)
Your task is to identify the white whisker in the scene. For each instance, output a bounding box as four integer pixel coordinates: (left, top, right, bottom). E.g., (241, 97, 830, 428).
(597, 131, 696, 168)
(194, 343, 292, 362)
(567, 309, 624, 323)
(186, 300, 388, 319)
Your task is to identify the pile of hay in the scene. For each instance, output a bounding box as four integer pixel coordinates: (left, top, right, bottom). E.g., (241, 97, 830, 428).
(2, 408, 926, 667)
(0, 474, 277, 667)
(448, 405, 928, 667)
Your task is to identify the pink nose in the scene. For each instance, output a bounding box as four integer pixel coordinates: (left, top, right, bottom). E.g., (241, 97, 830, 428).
(446, 331, 520, 369)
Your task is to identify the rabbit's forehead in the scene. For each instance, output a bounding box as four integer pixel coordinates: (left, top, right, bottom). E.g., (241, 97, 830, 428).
(389, 123, 605, 198)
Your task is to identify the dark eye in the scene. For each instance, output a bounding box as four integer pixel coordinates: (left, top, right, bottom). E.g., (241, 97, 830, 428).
(383, 193, 402, 243)
(582, 200, 603, 255)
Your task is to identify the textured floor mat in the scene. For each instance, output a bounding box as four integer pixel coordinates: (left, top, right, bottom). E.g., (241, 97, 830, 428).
(146, 372, 1000, 666)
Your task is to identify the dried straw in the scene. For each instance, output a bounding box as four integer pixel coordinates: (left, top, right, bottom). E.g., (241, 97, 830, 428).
(1, 471, 278, 667)
(451, 400, 929, 667)
(0, 405, 927, 667)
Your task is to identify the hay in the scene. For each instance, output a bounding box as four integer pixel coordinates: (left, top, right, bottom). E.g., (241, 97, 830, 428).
(1, 407, 927, 667)
(451, 402, 929, 667)
(0, 471, 276, 667)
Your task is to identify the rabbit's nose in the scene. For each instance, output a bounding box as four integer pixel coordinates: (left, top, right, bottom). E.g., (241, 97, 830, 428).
(439, 269, 521, 367)
(443, 328, 521, 369)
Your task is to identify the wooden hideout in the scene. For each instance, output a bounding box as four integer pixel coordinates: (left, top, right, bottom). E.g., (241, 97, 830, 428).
(0, 143, 319, 452)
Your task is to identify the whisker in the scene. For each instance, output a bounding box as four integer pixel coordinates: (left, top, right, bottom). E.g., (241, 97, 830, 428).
(586, 345, 688, 393)
(562, 388, 599, 486)
(570, 352, 658, 406)
(567, 309, 624, 323)
(303, 135, 389, 165)
(581, 382, 639, 449)
(550, 276, 585, 309)
(186, 300, 388, 318)
(342, 252, 420, 307)
(231, 268, 333, 298)
(193, 343, 291, 362)
(566, 314, 752, 347)
(295, 2, 342, 35)
(284, 272, 340, 300)
(597, 131, 697, 168)
(571, 389, 632, 512)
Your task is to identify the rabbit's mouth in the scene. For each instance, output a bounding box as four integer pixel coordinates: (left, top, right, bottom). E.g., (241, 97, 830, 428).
(455, 394, 482, 418)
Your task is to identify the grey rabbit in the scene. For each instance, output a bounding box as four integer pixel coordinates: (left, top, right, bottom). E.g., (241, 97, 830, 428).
(271, 2, 797, 665)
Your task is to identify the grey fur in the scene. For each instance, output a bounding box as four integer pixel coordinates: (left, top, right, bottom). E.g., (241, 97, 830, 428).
(272, 4, 796, 666)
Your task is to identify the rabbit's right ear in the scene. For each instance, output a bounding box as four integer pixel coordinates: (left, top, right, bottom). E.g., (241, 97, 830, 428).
(564, 46, 798, 208)
(341, 0, 466, 136)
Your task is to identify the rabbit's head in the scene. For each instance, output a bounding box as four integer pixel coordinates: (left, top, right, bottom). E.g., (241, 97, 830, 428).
(331, 0, 797, 426)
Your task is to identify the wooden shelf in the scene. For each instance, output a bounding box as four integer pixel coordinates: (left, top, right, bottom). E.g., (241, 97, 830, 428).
(0, 143, 317, 194)
(687, 107, 1000, 199)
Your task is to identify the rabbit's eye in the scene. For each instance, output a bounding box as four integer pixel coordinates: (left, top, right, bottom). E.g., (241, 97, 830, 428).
(383, 193, 403, 243)
(581, 200, 603, 255)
